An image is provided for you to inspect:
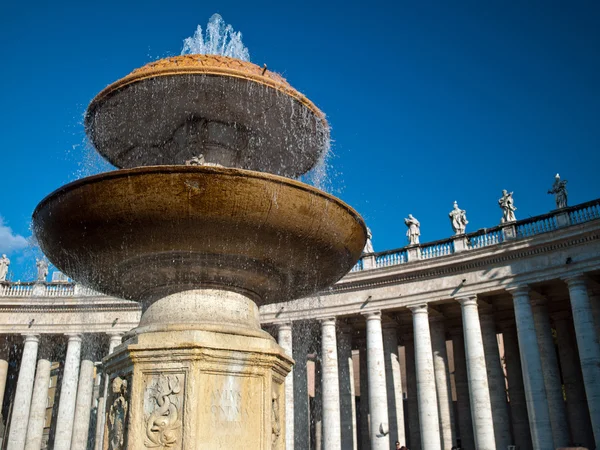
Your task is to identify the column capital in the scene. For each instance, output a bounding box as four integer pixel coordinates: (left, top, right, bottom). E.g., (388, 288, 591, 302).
(361, 310, 382, 320)
(65, 333, 83, 342)
(506, 285, 530, 297)
(563, 274, 588, 290)
(408, 304, 428, 315)
(277, 322, 293, 331)
(320, 317, 336, 326)
(455, 295, 478, 306)
(22, 334, 40, 343)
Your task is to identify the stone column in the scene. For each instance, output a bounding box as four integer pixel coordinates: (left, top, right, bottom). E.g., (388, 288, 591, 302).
(591, 293, 600, 340)
(94, 333, 122, 450)
(499, 321, 532, 450)
(449, 328, 475, 450)
(0, 340, 10, 416)
(479, 311, 512, 449)
(565, 275, 600, 449)
(363, 311, 390, 450)
(321, 317, 341, 450)
(358, 339, 371, 450)
(293, 323, 311, 450)
(429, 317, 456, 449)
(403, 336, 421, 450)
(509, 287, 554, 450)
(71, 340, 97, 450)
(554, 311, 594, 448)
(410, 304, 441, 450)
(278, 323, 294, 450)
(54, 333, 82, 450)
(24, 343, 52, 450)
(456, 296, 495, 450)
(382, 323, 406, 447)
(338, 327, 357, 450)
(6, 334, 39, 450)
(530, 298, 570, 447)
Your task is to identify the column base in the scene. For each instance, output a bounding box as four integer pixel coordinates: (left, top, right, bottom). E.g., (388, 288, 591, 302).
(102, 289, 293, 450)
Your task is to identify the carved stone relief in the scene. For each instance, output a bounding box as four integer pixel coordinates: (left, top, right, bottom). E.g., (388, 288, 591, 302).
(107, 376, 130, 450)
(271, 388, 281, 449)
(144, 373, 184, 449)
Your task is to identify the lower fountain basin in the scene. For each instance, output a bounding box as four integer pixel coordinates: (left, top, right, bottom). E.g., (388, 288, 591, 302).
(33, 165, 366, 304)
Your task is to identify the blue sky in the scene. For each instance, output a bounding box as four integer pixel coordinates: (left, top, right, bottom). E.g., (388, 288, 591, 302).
(1, 1, 599, 281)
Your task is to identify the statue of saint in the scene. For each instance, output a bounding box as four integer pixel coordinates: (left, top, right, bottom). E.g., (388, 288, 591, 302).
(363, 227, 374, 254)
(0, 255, 10, 282)
(108, 377, 129, 450)
(36, 258, 49, 283)
(404, 214, 421, 245)
(548, 173, 568, 209)
(498, 190, 517, 223)
(449, 201, 468, 235)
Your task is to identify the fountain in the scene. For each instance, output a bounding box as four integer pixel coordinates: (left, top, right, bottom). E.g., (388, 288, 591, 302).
(32, 20, 366, 449)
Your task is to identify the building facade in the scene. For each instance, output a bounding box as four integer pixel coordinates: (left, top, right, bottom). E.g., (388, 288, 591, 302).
(0, 198, 599, 449)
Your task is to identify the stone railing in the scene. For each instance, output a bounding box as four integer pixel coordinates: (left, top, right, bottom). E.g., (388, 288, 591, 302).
(353, 197, 600, 273)
(2, 198, 599, 293)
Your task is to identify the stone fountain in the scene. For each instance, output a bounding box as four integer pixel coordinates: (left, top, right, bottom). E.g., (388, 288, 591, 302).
(33, 54, 366, 448)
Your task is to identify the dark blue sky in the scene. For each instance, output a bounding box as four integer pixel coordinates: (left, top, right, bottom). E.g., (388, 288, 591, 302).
(1, 1, 599, 281)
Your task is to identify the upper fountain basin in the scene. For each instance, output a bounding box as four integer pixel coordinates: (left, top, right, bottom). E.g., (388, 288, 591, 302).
(32, 166, 366, 304)
(85, 55, 329, 177)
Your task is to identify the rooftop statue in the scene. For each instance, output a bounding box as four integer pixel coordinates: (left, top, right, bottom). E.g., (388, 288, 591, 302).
(363, 227, 374, 254)
(499, 190, 517, 223)
(35, 258, 49, 283)
(548, 173, 568, 209)
(404, 214, 421, 245)
(449, 201, 468, 235)
(0, 254, 9, 282)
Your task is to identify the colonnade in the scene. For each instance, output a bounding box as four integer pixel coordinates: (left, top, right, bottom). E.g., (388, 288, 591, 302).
(275, 274, 600, 450)
(0, 332, 121, 450)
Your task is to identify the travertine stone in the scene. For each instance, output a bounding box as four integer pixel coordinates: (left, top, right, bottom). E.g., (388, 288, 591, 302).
(103, 289, 292, 450)
(278, 323, 294, 450)
(7, 334, 39, 450)
(565, 276, 600, 449)
(449, 328, 475, 450)
(510, 287, 554, 450)
(24, 353, 51, 450)
(531, 299, 570, 447)
(382, 323, 406, 447)
(0, 342, 9, 418)
(479, 311, 512, 449)
(54, 333, 82, 450)
(321, 318, 341, 450)
(358, 340, 371, 450)
(410, 305, 441, 450)
(71, 354, 96, 449)
(429, 318, 456, 449)
(95, 333, 123, 450)
(364, 311, 390, 450)
(338, 328, 357, 450)
(292, 323, 311, 450)
(456, 297, 495, 450)
(500, 322, 532, 450)
(403, 336, 421, 450)
(554, 312, 594, 448)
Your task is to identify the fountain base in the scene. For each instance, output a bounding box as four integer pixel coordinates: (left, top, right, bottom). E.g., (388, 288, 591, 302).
(102, 290, 292, 449)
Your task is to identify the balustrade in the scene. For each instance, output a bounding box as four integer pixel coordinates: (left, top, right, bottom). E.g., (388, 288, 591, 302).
(420, 240, 453, 259)
(375, 250, 407, 268)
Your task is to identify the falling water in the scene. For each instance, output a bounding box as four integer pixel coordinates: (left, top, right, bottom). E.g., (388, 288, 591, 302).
(181, 14, 250, 61)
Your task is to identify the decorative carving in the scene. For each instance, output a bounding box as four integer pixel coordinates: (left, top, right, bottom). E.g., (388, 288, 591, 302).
(108, 376, 129, 450)
(363, 227, 374, 254)
(404, 214, 421, 245)
(35, 258, 48, 283)
(271, 390, 281, 449)
(0, 255, 9, 282)
(499, 190, 517, 223)
(548, 173, 568, 209)
(144, 374, 183, 449)
(449, 201, 468, 235)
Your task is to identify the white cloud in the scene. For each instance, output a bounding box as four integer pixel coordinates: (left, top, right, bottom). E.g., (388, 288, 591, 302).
(0, 217, 28, 254)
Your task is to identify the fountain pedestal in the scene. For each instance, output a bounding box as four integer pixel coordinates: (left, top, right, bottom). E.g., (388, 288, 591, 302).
(103, 290, 292, 450)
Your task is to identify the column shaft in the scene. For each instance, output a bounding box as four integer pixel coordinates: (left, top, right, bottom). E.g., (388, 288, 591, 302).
(24, 356, 51, 450)
(479, 312, 512, 449)
(358, 341, 371, 450)
(321, 318, 341, 450)
(450, 329, 475, 450)
(554, 313, 594, 448)
(429, 319, 456, 449)
(364, 312, 390, 450)
(54, 334, 82, 450)
(0, 342, 9, 418)
(278, 323, 294, 450)
(6, 334, 39, 450)
(511, 287, 554, 450)
(457, 297, 495, 450)
(501, 323, 532, 450)
(70, 357, 96, 449)
(403, 338, 421, 450)
(531, 300, 570, 446)
(566, 276, 600, 449)
(383, 325, 406, 447)
(293, 324, 311, 450)
(411, 305, 441, 450)
(338, 329, 357, 450)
